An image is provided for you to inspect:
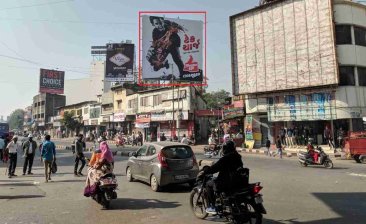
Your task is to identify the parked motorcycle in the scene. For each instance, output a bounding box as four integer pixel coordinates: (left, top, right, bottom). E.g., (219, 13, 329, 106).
(203, 144, 223, 158)
(92, 173, 118, 209)
(298, 146, 334, 169)
(190, 169, 266, 224)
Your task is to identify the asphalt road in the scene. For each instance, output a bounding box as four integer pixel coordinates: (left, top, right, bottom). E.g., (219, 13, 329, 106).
(0, 142, 365, 224)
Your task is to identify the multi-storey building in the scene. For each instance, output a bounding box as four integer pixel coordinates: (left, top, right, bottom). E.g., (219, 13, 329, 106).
(32, 93, 65, 131)
(230, 0, 366, 146)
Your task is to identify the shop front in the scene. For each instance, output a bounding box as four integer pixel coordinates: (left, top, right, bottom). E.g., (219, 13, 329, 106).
(135, 113, 151, 142)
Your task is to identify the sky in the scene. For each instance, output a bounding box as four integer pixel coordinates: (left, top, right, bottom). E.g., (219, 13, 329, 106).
(0, 0, 258, 117)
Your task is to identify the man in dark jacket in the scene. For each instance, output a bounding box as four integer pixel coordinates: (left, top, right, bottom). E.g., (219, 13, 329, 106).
(200, 140, 243, 214)
(74, 134, 86, 176)
(22, 134, 37, 175)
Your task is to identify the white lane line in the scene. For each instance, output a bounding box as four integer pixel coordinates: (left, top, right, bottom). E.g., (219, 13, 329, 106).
(349, 173, 366, 178)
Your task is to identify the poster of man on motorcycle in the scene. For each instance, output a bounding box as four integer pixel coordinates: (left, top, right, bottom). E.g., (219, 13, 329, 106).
(141, 15, 203, 82)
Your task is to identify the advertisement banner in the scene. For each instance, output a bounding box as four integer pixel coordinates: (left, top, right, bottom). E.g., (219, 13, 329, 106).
(135, 122, 150, 128)
(39, 69, 65, 94)
(142, 15, 203, 81)
(245, 115, 253, 141)
(105, 43, 134, 82)
(114, 112, 126, 122)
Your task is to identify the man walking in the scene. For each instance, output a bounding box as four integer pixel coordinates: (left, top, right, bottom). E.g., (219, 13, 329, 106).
(6, 136, 21, 178)
(41, 135, 56, 183)
(22, 134, 37, 175)
(274, 136, 283, 159)
(74, 134, 86, 176)
(265, 137, 271, 156)
(0, 136, 5, 162)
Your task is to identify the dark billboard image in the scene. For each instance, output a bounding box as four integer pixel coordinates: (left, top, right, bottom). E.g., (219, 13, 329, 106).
(39, 69, 65, 94)
(105, 43, 134, 82)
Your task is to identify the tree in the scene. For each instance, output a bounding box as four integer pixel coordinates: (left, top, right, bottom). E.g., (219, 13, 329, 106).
(202, 89, 231, 109)
(61, 111, 83, 136)
(8, 109, 25, 130)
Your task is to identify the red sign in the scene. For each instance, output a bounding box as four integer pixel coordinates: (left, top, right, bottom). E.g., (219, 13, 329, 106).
(39, 69, 65, 94)
(233, 100, 244, 108)
(195, 110, 221, 117)
(136, 113, 151, 123)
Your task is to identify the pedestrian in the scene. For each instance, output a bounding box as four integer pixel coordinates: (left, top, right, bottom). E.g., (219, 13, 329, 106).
(324, 126, 335, 149)
(5, 136, 21, 178)
(74, 134, 86, 176)
(265, 137, 271, 156)
(0, 136, 5, 162)
(160, 133, 167, 141)
(273, 136, 283, 159)
(41, 135, 56, 183)
(22, 134, 37, 175)
(280, 127, 286, 146)
(181, 134, 189, 144)
(287, 127, 293, 147)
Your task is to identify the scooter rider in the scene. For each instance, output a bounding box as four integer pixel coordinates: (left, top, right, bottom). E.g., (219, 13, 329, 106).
(198, 140, 244, 215)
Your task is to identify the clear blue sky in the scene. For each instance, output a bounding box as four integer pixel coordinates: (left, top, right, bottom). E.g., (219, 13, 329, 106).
(0, 0, 258, 117)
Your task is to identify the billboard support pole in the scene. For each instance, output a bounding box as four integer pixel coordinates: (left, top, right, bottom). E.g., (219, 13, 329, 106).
(171, 65, 175, 140)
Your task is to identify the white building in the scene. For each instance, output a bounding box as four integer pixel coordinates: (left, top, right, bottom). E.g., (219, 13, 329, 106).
(64, 61, 112, 105)
(230, 0, 366, 146)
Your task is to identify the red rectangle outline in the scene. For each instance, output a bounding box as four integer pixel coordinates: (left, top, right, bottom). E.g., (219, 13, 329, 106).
(138, 11, 207, 87)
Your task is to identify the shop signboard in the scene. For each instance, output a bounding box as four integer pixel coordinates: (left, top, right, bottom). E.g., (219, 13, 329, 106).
(136, 113, 151, 123)
(151, 111, 188, 121)
(114, 112, 126, 122)
(90, 120, 98, 126)
(223, 107, 244, 120)
(135, 122, 150, 128)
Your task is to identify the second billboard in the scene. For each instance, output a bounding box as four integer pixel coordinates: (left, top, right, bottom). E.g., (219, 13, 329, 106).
(105, 43, 134, 82)
(141, 15, 203, 82)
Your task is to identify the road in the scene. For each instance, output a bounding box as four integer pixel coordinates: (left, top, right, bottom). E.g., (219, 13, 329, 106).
(0, 140, 365, 224)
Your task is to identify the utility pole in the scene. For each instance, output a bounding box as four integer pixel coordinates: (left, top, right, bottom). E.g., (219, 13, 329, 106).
(171, 65, 175, 140)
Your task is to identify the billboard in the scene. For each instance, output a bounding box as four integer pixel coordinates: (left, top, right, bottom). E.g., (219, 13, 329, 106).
(230, 0, 337, 94)
(39, 69, 65, 94)
(105, 43, 134, 82)
(141, 15, 203, 82)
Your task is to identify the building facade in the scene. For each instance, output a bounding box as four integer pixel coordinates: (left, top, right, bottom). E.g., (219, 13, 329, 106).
(32, 93, 66, 131)
(230, 0, 366, 146)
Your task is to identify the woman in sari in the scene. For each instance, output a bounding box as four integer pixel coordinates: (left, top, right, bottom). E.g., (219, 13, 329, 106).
(85, 137, 114, 195)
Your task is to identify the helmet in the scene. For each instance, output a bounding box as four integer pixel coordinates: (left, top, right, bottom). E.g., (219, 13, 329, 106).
(222, 140, 236, 155)
(28, 134, 33, 138)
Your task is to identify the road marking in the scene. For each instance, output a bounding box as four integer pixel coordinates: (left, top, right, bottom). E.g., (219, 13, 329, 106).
(349, 173, 366, 178)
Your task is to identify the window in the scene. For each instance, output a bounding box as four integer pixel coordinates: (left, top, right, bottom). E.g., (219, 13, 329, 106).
(358, 67, 366, 86)
(161, 146, 193, 159)
(354, 26, 366, 47)
(153, 95, 162, 106)
(339, 66, 355, 86)
(336, 25, 352, 45)
(267, 97, 274, 106)
(76, 109, 82, 116)
(140, 97, 149, 107)
(117, 100, 122, 109)
(41, 101, 45, 105)
(136, 145, 148, 156)
(34, 103, 37, 107)
(41, 113, 44, 118)
(84, 108, 89, 114)
(37, 102, 41, 106)
(147, 146, 157, 156)
(128, 99, 137, 109)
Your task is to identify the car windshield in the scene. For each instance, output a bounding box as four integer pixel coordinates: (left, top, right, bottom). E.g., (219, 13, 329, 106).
(162, 146, 193, 159)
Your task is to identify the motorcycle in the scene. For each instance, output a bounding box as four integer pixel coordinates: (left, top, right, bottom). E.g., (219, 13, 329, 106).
(92, 173, 118, 209)
(204, 144, 223, 158)
(190, 169, 266, 224)
(115, 136, 125, 148)
(298, 146, 334, 169)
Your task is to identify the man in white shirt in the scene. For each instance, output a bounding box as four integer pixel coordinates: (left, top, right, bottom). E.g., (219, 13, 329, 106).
(6, 136, 21, 178)
(181, 134, 189, 145)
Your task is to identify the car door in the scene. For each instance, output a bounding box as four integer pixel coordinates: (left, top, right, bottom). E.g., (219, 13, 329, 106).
(132, 145, 148, 179)
(141, 145, 158, 180)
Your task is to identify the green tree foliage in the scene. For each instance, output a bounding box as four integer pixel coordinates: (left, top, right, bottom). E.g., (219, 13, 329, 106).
(202, 90, 231, 109)
(61, 111, 82, 132)
(8, 109, 25, 130)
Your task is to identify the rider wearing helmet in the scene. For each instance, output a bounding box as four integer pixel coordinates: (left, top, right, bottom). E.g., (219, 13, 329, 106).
(199, 140, 244, 214)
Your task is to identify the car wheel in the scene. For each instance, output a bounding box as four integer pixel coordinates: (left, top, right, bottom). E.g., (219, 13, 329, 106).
(150, 174, 161, 192)
(126, 167, 134, 182)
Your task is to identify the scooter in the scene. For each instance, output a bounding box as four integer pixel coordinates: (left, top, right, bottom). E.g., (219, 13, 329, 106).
(203, 144, 223, 158)
(92, 173, 118, 209)
(298, 146, 334, 169)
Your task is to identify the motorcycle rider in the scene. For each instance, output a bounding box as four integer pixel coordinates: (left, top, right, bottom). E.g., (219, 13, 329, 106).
(198, 140, 244, 215)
